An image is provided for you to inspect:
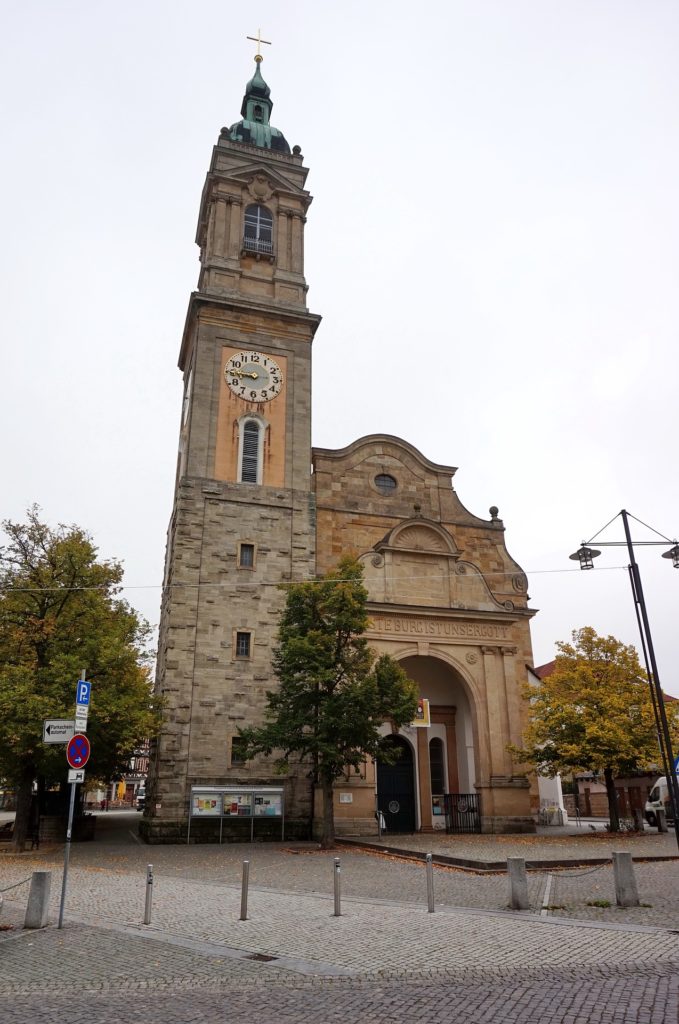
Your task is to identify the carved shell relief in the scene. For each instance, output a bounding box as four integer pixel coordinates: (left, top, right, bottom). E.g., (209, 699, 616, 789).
(394, 525, 449, 552)
(247, 174, 274, 202)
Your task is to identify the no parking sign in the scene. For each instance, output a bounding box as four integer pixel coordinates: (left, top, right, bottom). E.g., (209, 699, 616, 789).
(66, 733, 90, 769)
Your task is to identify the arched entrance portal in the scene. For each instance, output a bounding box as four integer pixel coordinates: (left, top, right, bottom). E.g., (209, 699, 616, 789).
(398, 654, 477, 832)
(377, 736, 415, 833)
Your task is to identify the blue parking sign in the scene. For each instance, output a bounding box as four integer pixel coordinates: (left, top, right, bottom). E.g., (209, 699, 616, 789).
(76, 680, 91, 706)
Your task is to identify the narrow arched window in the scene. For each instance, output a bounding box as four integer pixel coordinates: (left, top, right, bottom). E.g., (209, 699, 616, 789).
(243, 204, 273, 254)
(240, 420, 261, 483)
(429, 737, 446, 796)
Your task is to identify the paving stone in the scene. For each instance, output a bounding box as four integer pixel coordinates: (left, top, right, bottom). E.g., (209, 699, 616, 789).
(1, 818, 678, 1023)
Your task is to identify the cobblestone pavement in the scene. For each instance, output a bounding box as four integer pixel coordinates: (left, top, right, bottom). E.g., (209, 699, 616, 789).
(3, 811, 678, 928)
(4, 963, 679, 1024)
(1, 815, 678, 1022)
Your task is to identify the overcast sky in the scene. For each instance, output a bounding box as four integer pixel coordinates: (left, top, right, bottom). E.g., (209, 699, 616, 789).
(2, 1, 678, 694)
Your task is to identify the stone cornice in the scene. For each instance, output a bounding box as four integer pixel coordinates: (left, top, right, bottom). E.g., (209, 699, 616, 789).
(178, 291, 322, 369)
(313, 434, 456, 478)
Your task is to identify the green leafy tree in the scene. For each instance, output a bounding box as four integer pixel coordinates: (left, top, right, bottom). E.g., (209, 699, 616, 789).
(513, 626, 678, 830)
(0, 507, 160, 850)
(240, 557, 419, 848)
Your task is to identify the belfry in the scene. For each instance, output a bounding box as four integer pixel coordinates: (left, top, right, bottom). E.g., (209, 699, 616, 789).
(144, 51, 538, 842)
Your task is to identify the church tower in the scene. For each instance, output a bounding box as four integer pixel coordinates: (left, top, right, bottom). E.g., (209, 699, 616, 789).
(146, 49, 540, 842)
(144, 54, 321, 841)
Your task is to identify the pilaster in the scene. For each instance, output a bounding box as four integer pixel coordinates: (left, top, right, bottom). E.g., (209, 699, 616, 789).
(417, 729, 433, 831)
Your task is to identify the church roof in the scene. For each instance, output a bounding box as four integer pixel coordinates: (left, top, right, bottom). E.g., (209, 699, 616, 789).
(227, 57, 290, 154)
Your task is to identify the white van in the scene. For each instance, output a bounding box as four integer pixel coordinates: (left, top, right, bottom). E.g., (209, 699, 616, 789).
(644, 777, 675, 826)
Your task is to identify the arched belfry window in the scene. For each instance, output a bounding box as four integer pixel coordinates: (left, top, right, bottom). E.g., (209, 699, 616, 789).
(241, 420, 260, 483)
(238, 416, 266, 485)
(243, 204, 273, 255)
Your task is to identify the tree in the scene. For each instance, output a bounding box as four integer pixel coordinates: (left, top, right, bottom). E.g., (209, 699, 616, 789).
(239, 557, 419, 848)
(0, 507, 160, 850)
(513, 627, 678, 831)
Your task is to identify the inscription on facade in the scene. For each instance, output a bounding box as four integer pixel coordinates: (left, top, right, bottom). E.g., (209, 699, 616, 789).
(369, 616, 509, 641)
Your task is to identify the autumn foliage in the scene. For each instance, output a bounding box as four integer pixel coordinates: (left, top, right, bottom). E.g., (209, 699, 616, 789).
(514, 627, 678, 830)
(0, 507, 160, 850)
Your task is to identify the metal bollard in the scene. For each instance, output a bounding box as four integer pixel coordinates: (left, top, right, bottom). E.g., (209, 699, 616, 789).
(240, 860, 250, 921)
(333, 857, 341, 917)
(425, 853, 435, 913)
(143, 864, 153, 925)
(657, 809, 668, 833)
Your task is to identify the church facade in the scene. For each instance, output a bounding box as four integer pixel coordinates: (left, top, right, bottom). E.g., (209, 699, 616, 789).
(143, 56, 537, 842)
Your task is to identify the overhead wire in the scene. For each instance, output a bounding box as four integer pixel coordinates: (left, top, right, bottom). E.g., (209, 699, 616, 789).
(0, 563, 631, 596)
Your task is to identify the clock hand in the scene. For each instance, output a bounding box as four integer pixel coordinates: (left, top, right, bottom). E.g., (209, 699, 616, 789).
(231, 370, 259, 379)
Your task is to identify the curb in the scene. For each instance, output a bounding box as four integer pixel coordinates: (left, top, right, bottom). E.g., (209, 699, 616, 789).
(336, 838, 679, 873)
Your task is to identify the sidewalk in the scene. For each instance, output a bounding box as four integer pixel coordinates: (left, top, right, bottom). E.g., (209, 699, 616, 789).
(1, 824, 678, 1023)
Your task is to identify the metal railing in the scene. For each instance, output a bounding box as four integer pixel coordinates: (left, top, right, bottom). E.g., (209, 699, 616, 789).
(444, 792, 481, 833)
(242, 235, 274, 255)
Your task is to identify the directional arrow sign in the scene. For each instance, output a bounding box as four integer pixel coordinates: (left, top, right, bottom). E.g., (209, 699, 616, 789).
(43, 720, 75, 744)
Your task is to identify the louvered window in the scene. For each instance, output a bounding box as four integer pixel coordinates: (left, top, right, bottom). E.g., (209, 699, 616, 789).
(241, 420, 260, 483)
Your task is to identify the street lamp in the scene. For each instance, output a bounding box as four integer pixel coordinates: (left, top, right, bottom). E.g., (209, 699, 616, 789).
(569, 545, 601, 571)
(661, 544, 679, 570)
(570, 509, 679, 851)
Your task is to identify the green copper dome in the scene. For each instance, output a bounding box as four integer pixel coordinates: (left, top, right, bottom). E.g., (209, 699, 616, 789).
(227, 58, 290, 154)
(241, 60, 271, 109)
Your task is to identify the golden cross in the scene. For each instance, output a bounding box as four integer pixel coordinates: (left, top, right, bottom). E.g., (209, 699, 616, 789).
(246, 28, 271, 62)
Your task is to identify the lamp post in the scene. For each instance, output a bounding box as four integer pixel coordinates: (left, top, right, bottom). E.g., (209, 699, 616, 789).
(570, 510, 679, 850)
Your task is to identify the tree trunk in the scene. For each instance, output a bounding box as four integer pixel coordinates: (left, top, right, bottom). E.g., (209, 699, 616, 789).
(604, 766, 620, 832)
(11, 761, 35, 852)
(319, 776, 336, 849)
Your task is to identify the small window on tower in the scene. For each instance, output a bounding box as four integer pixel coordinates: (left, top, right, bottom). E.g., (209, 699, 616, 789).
(182, 366, 193, 428)
(374, 473, 397, 495)
(238, 543, 255, 569)
(235, 631, 252, 658)
(231, 736, 247, 766)
(253, 104, 264, 123)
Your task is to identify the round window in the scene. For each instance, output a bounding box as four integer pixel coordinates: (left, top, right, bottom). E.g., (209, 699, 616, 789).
(374, 474, 397, 495)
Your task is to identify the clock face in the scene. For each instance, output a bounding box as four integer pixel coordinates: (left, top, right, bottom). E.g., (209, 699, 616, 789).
(224, 351, 283, 403)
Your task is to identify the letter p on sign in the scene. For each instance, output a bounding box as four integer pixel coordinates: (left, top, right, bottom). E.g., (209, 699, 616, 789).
(76, 681, 91, 706)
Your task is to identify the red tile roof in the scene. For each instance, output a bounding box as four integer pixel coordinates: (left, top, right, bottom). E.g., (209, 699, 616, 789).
(532, 659, 677, 700)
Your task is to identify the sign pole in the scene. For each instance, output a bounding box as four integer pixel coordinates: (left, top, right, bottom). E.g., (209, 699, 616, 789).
(58, 669, 90, 929)
(57, 777, 78, 929)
